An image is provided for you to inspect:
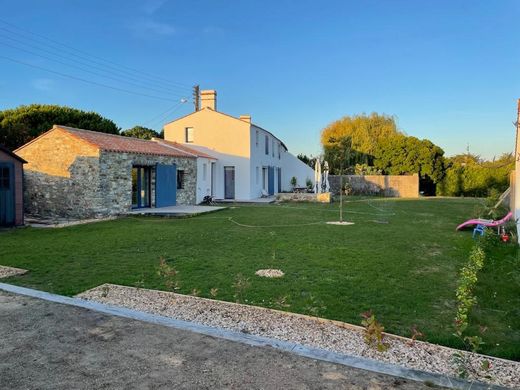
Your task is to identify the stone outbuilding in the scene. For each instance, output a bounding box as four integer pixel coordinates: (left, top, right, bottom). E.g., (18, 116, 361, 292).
(15, 125, 206, 219)
(0, 145, 26, 226)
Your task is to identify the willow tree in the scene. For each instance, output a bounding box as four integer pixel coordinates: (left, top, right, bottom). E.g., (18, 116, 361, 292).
(321, 113, 402, 169)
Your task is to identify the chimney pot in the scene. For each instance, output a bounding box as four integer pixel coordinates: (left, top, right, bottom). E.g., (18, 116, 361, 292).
(200, 90, 217, 111)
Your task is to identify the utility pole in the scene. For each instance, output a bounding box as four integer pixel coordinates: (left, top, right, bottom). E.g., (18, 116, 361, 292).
(193, 85, 200, 112)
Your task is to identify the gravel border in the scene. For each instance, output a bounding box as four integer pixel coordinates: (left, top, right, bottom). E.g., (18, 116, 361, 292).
(0, 265, 27, 279)
(77, 284, 520, 389)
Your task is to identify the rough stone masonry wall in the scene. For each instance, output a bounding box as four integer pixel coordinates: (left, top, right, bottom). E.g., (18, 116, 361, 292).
(99, 151, 197, 215)
(17, 130, 105, 219)
(329, 174, 419, 198)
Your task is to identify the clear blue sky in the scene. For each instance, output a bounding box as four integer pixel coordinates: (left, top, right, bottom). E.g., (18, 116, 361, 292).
(1, 0, 518, 159)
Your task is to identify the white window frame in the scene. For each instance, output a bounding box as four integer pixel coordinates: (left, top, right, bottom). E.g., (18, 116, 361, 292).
(185, 127, 194, 143)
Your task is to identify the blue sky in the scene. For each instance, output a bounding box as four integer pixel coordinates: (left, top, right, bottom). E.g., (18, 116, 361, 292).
(1, 0, 518, 159)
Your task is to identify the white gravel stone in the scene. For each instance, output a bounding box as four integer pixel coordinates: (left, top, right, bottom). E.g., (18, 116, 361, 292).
(0, 265, 27, 279)
(77, 284, 520, 388)
(255, 269, 285, 278)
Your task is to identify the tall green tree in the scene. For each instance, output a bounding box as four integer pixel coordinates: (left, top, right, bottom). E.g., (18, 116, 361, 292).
(0, 104, 120, 150)
(323, 136, 353, 175)
(373, 135, 446, 194)
(121, 126, 160, 140)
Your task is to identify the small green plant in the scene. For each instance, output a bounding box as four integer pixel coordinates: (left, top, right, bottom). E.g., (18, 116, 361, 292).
(134, 273, 146, 289)
(157, 257, 180, 291)
(191, 288, 201, 297)
(232, 273, 251, 303)
(452, 240, 493, 378)
(360, 310, 389, 352)
(343, 181, 353, 196)
(408, 325, 425, 346)
(306, 178, 313, 189)
(302, 293, 326, 317)
(454, 243, 486, 337)
(452, 351, 469, 379)
(290, 176, 297, 188)
(210, 288, 219, 298)
(274, 295, 290, 309)
(101, 284, 110, 298)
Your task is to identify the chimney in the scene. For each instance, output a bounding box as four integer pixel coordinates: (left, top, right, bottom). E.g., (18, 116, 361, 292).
(200, 90, 217, 110)
(239, 115, 251, 123)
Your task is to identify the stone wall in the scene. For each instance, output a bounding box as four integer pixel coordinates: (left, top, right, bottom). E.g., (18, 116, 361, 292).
(18, 130, 197, 218)
(329, 174, 419, 198)
(99, 151, 196, 215)
(17, 130, 104, 218)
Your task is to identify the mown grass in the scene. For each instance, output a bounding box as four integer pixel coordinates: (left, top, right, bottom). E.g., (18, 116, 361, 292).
(0, 197, 518, 359)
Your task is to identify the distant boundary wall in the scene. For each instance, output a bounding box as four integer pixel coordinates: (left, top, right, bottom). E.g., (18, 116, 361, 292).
(329, 174, 419, 198)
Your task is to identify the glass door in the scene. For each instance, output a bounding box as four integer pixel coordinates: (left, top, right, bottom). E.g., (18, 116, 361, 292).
(132, 166, 151, 208)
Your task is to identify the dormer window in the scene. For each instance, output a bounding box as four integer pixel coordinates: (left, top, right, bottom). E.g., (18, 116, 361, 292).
(265, 135, 269, 155)
(185, 127, 194, 143)
(256, 130, 259, 147)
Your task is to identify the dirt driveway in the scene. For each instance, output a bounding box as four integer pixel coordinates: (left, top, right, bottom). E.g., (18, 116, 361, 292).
(0, 290, 438, 389)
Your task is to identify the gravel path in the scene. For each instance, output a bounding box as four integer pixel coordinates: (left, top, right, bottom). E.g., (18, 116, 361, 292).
(0, 265, 27, 279)
(2, 290, 435, 390)
(77, 284, 520, 389)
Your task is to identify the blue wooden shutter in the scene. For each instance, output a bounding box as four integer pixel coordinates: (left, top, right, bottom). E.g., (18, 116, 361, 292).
(156, 164, 177, 207)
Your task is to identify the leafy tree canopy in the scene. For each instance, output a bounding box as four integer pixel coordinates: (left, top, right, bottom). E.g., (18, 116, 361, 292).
(121, 126, 160, 140)
(0, 104, 120, 150)
(321, 113, 402, 158)
(297, 153, 317, 168)
(438, 153, 513, 197)
(373, 135, 446, 183)
(323, 136, 354, 174)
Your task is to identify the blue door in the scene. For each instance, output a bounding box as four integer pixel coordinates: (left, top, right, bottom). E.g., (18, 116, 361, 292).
(268, 166, 275, 195)
(0, 163, 15, 226)
(156, 164, 177, 207)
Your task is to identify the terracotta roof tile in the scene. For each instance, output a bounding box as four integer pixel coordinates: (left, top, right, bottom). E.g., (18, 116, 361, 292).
(54, 126, 195, 158)
(153, 139, 217, 159)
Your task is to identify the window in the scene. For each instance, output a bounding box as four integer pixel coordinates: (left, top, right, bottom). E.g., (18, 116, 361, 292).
(202, 163, 207, 181)
(255, 166, 259, 184)
(185, 127, 194, 143)
(0, 166, 10, 190)
(255, 130, 259, 147)
(265, 135, 269, 155)
(272, 139, 275, 157)
(278, 143, 281, 159)
(177, 169, 185, 189)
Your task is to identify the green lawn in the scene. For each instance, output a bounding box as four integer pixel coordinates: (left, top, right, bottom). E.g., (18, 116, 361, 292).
(1, 198, 518, 360)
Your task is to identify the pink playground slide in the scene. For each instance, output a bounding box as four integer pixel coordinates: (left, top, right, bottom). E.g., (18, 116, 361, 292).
(456, 211, 513, 231)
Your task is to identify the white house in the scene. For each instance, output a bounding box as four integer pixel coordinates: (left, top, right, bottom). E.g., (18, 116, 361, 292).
(163, 90, 314, 201)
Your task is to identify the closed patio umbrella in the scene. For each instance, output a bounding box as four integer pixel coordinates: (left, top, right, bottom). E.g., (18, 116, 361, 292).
(314, 159, 322, 193)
